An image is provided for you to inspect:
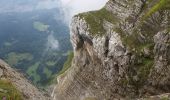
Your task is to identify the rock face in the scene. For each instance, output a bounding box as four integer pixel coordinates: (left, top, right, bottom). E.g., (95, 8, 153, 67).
(0, 59, 51, 100)
(54, 0, 170, 100)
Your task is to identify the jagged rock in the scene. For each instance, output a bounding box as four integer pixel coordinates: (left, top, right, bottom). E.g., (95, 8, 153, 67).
(139, 93, 170, 100)
(0, 68, 3, 77)
(53, 0, 170, 100)
(148, 30, 170, 86)
(0, 59, 51, 100)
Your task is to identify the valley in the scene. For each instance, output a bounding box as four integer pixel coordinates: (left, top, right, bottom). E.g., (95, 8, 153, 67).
(0, 8, 72, 86)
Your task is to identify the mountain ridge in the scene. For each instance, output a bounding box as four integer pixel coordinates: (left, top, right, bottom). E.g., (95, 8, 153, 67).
(0, 59, 51, 100)
(53, 0, 170, 99)
(0, 0, 169, 100)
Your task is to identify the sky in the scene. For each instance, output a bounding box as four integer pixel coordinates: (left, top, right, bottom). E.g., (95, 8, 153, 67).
(0, 0, 108, 50)
(60, 0, 108, 23)
(60, 0, 108, 14)
(0, 0, 108, 23)
(36, 0, 108, 23)
(38, 0, 108, 49)
(36, 0, 108, 13)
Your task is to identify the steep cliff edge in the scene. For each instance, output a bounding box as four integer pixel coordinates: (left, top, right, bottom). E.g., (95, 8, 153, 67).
(54, 0, 170, 99)
(0, 59, 51, 100)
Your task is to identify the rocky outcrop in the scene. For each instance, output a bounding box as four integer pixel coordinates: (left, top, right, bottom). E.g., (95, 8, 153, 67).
(139, 93, 170, 100)
(54, 0, 170, 100)
(0, 59, 51, 100)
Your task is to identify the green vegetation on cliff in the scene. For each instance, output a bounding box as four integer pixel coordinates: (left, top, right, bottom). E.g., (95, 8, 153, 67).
(57, 51, 74, 76)
(0, 80, 23, 100)
(144, 0, 170, 19)
(84, 97, 97, 100)
(78, 8, 118, 35)
(137, 57, 154, 84)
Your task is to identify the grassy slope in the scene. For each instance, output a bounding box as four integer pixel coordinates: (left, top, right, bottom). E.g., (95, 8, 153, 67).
(78, 8, 119, 36)
(76, 0, 170, 87)
(0, 80, 23, 100)
(57, 51, 74, 76)
(145, 0, 170, 18)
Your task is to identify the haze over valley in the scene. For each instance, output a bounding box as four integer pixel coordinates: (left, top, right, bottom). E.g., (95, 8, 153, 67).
(0, 0, 108, 87)
(0, 0, 169, 100)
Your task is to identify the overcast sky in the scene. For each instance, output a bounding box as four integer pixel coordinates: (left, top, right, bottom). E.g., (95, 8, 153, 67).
(0, 0, 108, 49)
(0, 0, 108, 23)
(37, 0, 108, 22)
(60, 0, 108, 14)
(60, 0, 108, 23)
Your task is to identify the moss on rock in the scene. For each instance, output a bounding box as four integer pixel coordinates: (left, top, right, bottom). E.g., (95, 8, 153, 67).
(144, 0, 170, 19)
(78, 8, 119, 36)
(0, 79, 23, 100)
(57, 51, 74, 76)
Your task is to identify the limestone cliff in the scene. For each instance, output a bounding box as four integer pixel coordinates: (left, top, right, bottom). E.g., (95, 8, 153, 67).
(0, 59, 51, 100)
(54, 0, 170, 99)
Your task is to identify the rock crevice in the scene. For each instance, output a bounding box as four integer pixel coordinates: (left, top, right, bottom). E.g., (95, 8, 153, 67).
(54, 0, 170, 99)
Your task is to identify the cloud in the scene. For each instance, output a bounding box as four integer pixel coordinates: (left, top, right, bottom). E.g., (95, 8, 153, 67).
(0, 0, 108, 23)
(47, 33, 60, 50)
(59, 0, 108, 23)
(36, 0, 60, 10)
(0, 0, 60, 13)
(61, 0, 108, 14)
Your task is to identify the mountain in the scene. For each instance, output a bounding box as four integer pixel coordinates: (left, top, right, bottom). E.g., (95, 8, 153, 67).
(52, 0, 170, 99)
(0, 8, 72, 86)
(0, 59, 50, 100)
